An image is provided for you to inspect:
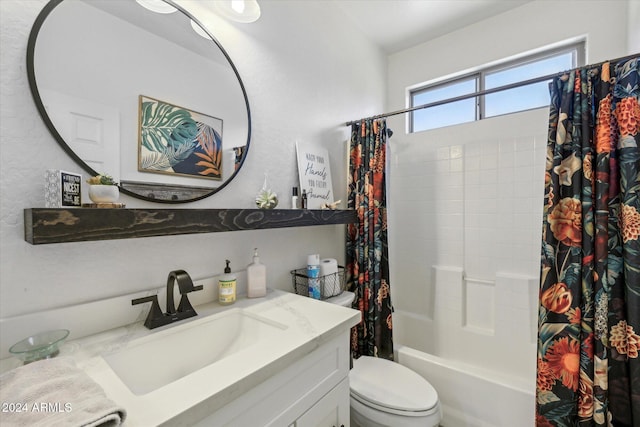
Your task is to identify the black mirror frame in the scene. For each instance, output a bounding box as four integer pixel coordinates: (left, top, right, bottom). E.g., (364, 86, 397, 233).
(26, 0, 252, 204)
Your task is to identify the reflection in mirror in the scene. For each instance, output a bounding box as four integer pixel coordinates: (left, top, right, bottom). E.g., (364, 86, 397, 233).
(28, 0, 251, 203)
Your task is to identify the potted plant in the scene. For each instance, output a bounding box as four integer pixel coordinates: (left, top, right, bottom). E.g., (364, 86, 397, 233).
(86, 174, 119, 203)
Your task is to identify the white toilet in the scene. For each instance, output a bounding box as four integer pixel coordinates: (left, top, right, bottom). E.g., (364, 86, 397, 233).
(326, 291, 442, 427)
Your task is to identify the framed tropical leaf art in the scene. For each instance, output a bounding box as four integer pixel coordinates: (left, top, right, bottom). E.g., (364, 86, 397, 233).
(138, 95, 223, 180)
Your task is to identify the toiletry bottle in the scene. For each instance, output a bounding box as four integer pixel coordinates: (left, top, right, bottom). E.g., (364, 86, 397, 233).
(247, 248, 267, 298)
(291, 187, 299, 209)
(301, 189, 308, 209)
(307, 254, 321, 299)
(218, 260, 236, 305)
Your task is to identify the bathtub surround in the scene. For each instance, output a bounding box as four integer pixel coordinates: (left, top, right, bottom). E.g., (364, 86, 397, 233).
(389, 111, 546, 390)
(346, 118, 394, 360)
(393, 265, 538, 423)
(397, 345, 532, 427)
(536, 57, 640, 426)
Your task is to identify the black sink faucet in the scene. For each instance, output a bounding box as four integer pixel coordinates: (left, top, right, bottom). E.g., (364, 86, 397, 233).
(166, 269, 202, 315)
(132, 270, 204, 329)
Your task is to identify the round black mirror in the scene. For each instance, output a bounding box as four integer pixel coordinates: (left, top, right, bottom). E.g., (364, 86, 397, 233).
(27, 0, 251, 203)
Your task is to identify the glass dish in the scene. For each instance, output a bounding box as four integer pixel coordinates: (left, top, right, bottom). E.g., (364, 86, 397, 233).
(9, 329, 70, 364)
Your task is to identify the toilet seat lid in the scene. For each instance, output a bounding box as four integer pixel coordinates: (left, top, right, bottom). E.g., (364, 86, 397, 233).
(350, 356, 438, 413)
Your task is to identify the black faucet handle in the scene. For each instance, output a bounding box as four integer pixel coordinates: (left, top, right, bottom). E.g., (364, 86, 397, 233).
(176, 283, 202, 314)
(132, 295, 158, 306)
(177, 293, 196, 314)
(132, 295, 165, 329)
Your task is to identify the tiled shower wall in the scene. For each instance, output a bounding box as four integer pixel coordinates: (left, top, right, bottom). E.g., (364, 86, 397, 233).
(388, 108, 548, 381)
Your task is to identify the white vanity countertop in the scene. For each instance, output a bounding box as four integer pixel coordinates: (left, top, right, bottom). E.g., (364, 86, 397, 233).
(4, 290, 360, 426)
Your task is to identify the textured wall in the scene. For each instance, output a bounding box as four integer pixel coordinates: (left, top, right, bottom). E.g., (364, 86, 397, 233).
(0, 0, 386, 319)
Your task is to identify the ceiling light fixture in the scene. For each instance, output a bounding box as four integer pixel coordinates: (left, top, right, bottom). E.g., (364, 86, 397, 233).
(231, 0, 246, 14)
(135, 0, 177, 14)
(213, 0, 261, 23)
(190, 20, 213, 40)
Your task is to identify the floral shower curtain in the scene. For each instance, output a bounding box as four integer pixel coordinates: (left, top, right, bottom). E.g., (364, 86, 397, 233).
(536, 57, 640, 426)
(346, 118, 394, 360)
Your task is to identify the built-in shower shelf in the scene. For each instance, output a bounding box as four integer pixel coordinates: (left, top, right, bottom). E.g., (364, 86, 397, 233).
(24, 208, 357, 245)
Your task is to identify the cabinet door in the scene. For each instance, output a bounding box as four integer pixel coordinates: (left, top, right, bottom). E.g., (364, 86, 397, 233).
(296, 378, 350, 427)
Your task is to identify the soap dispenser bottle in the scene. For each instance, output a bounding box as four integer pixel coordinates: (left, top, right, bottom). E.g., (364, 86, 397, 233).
(218, 260, 236, 305)
(247, 248, 266, 298)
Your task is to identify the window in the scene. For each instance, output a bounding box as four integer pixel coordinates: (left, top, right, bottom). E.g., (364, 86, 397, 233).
(412, 77, 477, 130)
(409, 43, 585, 132)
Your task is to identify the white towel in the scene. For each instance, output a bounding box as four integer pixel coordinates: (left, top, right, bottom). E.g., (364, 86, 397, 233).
(0, 357, 126, 427)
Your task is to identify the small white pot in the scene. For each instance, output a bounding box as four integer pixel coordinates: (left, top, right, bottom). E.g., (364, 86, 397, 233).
(88, 185, 119, 203)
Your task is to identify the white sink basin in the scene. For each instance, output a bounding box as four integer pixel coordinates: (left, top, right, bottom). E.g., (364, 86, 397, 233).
(103, 308, 287, 395)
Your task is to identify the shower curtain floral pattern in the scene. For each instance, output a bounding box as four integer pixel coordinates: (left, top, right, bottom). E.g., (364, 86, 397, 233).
(536, 57, 640, 427)
(346, 119, 394, 360)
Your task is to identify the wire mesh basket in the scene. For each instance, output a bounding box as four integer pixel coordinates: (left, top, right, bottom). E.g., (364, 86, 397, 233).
(291, 266, 346, 300)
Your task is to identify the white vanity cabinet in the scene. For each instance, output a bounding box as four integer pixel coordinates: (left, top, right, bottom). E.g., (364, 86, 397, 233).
(294, 378, 350, 427)
(189, 331, 351, 427)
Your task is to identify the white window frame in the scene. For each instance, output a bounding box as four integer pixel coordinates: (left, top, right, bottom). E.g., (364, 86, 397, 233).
(409, 41, 586, 133)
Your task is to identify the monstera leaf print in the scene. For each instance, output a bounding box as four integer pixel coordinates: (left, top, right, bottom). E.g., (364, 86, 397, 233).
(140, 141, 197, 170)
(140, 100, 198, 153)
(138, 96, 223, 180)
(140, 151, 171, 171)
(193, 122, 223, 177)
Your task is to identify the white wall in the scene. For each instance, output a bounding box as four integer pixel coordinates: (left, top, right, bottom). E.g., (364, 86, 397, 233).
(0, 0, 386, 343)
(387, 0, 631, 109)
(387, 0, 634, 384)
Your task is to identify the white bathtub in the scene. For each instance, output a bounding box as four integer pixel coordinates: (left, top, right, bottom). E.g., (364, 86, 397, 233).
(396, 345, 535, 427)
(391, 268, 537, 427)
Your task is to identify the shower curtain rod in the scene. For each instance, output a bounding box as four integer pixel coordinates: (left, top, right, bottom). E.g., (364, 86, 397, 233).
(345, 53, 639, 126)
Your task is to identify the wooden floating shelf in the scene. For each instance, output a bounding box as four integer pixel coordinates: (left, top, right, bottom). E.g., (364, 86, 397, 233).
(24, 208, 357, 245)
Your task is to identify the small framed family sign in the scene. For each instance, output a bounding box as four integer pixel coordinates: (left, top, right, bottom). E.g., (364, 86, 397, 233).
(296, 141, 334, 209)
